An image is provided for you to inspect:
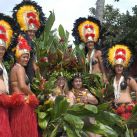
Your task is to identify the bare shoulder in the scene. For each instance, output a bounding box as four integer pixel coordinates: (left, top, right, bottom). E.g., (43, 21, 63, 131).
(95, 50, 102, 56)
(127, 77, 137, 86)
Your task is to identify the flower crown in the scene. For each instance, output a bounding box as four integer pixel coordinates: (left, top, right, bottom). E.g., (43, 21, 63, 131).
(12, 1, 46, 37)
(0, 13, 16, 49)
(72, 16, 101, 44)
(15, 35, 31, 58)
(107, 44, 132, 68)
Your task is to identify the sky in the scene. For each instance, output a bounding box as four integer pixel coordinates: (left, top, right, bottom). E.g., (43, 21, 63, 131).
(0, 0, 137, 42)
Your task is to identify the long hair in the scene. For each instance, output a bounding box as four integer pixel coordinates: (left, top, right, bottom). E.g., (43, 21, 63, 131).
(54, 76, 69, 95)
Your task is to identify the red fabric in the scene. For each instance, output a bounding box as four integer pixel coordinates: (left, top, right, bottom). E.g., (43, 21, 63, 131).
(10, 92, 38, 137)
(10, 93, 25, 107)
(0, 34, 7, 42)
(28, 18, 40, 28)
(116, 48, 126, 54)
(0, 94, 11, 108)
(0, 106, 12, 137)
(27, 12, 36, 18)
(115, 55, 126, 61)
(18, 36, 31, 51)
(0, 94, 12, 137)
(0, 25, 6, 33)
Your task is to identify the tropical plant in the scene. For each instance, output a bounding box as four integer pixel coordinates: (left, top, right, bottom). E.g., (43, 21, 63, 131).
(37, 96, 130, 137)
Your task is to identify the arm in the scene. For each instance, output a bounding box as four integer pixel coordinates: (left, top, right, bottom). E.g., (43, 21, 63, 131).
(87, 93, 98, 105)
(81, 89, 98, 105)
(127, 77, 137, 99)
(16, 66, 33, 95)
(66, 91, 76, 105)
(97, 50, 108, 83)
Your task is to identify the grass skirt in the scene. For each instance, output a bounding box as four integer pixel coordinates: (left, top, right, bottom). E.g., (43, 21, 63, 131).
(0, 94, 12, 137)
(10, 92, 39, 137)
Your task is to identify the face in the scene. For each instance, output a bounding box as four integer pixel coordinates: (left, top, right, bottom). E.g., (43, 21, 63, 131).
(114, 64, 124, 75)
(72, 77, 82, 90)
(57, 77, 66, 88)
(17, 53, 30, 66)
(0, 46, 6, 61)
(86, 41, 94, 50)
(26, 30, 36, 40)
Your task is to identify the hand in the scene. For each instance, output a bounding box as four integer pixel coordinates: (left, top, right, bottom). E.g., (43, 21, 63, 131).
(81, 96, 88, 104)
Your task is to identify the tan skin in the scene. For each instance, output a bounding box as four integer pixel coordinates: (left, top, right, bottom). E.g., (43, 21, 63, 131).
(67, 77, 98, 105)
(86, 41, 108, 83)
(10, 53, 33, 95)
(0, 46, 7, 93)
(114, 64, 137, 104)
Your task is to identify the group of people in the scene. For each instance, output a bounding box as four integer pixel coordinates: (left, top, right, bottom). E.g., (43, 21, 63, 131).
(0, 0, 137, 137)
(0, 1, 45, 137)
(72, 16, 137, 121)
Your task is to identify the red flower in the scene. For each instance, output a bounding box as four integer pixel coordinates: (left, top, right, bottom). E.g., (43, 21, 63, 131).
(11, 93, 25, 107)
(126, 105, 133, 112)
(40, 57, 48, 63)
(116, 105, 126, 114)
(121, 112, 131, 120)
(28, 95, 39, 108)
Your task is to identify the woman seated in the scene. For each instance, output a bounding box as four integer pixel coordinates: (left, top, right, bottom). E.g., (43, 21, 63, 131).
(10, 36, 39, 137)
(107, 44, 137, 120)
(48, 76, 69, 102)
(67, 73, 98, 105)
(67, 74, 100, 137)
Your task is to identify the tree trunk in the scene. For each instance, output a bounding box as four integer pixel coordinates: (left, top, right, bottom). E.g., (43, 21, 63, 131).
(95, 0, 105, 23)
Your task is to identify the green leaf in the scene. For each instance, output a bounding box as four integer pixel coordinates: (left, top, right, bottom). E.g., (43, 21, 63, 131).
(38, 112, 47, 119)
(97, 102, 111, 111)
(58, 24, 66, 39)
(85, 121, 118, 137)
(64, 114, 84, 130)
(64, 122, 80, 137)
(49, 125, 59, 137)
(95, 111, 123, 127)
(54, 96, 69, 118)
(44, 11, 55, 44)
(38, 118, 48, 129)
(84, 104, 98, 113)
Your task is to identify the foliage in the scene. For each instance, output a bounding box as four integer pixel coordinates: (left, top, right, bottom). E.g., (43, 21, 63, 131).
(33, 10, 131, 137)
(37, 96, 129, 137)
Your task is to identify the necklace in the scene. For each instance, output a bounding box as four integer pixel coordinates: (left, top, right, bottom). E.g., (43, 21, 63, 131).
(113, 76, 124, 100)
